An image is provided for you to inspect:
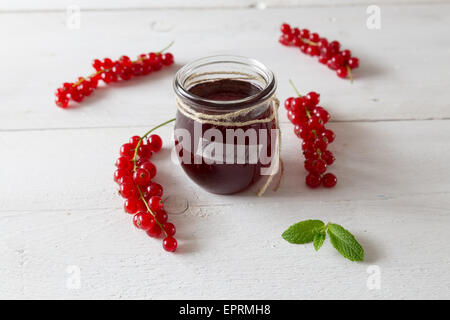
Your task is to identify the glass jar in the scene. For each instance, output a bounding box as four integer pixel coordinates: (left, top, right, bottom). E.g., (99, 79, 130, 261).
(173, 55, 277, 195)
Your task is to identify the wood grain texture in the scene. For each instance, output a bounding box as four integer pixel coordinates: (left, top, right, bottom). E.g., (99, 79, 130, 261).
(1, 3, 450, 299)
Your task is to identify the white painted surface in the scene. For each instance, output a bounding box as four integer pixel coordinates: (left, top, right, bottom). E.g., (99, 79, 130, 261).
(1, 1, 450, 299)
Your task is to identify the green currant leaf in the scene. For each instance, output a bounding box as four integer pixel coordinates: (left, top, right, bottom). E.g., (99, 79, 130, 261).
(282, 220, 325, 244)
(313, 232, 326, 251)
(327, 223, 364, 261)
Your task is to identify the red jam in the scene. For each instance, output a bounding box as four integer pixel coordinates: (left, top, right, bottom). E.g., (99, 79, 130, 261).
(175, 79, 276, 194)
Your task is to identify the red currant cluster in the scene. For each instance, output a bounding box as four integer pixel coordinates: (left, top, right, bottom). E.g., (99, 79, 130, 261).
(279, 23, 359, 81)
(285, 81, 337, 188)
(55, 46, 174, 109)
(114, 120, 177, 252)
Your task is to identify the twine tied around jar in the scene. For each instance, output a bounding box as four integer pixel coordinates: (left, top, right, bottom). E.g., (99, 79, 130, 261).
(175, 72, 282, 196)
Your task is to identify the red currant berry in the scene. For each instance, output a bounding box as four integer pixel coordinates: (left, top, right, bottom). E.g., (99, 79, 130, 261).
(291, 97, 305, 113)
(147, 134, 163, 152)
(329, 41, 341, 53)
(308, 116, 324, 131)
(114, 169, 129, 183)
(284, 97, 294, 110)
(329, 55, 345, 70)
(341, 49, 351, 61)
(348, 57, 359, 69)
(304, 149, 319, 160)
(133, 168, 151, 186)
(102, 58, 114, 69)
(162, 237, 177, 252)
(124, 198, 139, 214)
(120, 182, 138, 199)
(321, 150, 335, 165)
(137, 144, 152, 159)
(163, 223, 176, 237)
(120, 55, 131, 66)
(155, 210, 168, 224)
(299, 44, 309, 54)
(294, 123, 313, 140)
(313, 159, 327, 174)
(305, 173, 321, 188)
(300, 29, 310, 39)
(305, 91, 320, 106)
(293, 37, 302, 47)
(280, 23, 291, 34)
(92, 59, 102, 71)
(70, 87, 83, 102)
(133, 211, 155, 230)
(120, 143, 135, 158)
(312, 138, 327, 151)
(115, 156, 132, 171)
(288, 110, 307, 126)
(279, 35, 289, 46)
(321, 129, 335, 143)
(146, 223, 162, 238)
(119, 175, 133, 185)
(307, 46, 320, 56)
(309, 32, 319, 42)
(140, 162, 157, 179)
(146, 182, 163, 198)
(90, 75, 100, 88)
(304, 159, 314, 172)
(161, 53, 174, 66)
(131, 63, 143, 76)
(322, 173, 337, 188)
(302, 140, 313, 151)
(313, 107, 330, 124)
(129, 135, 141, 147)
(337, 67, 348, 78)
(149, 196, 163, 212)
(317, 38, 328, 48)
(55, 97, 69, 108)
(119, 68, 133, 80)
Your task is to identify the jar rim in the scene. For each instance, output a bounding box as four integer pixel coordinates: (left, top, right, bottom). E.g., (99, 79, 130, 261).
(173, 55, 276, 112)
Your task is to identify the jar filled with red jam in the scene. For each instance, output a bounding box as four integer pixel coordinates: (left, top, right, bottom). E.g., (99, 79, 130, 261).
(173, 55, 278, 194)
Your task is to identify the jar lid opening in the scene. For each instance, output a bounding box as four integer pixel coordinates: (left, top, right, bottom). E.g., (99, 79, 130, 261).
(174, 55, 276, 112)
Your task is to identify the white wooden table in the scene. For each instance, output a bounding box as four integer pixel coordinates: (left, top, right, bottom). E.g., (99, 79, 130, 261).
(1, 0, 450, 299)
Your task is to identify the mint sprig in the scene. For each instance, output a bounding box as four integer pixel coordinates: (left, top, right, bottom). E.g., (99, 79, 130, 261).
(282, 220, 324, 244)
(282, 220, 364, 261)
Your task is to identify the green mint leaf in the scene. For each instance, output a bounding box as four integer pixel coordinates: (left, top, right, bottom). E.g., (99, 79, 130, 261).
(313, 232, 326, 251)
(327, 223, 364, 261)
(282, 220, 325, 244)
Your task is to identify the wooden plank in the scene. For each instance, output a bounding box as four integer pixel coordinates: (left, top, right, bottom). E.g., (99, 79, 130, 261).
(1, 121, 449, 211)
(2, 1, 447, 11)
(1, 194, 449, 299)
(1, 4, 450, 130)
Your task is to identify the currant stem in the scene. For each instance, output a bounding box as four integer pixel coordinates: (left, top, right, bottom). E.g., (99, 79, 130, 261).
(132, 118, 176, 170)
(346, 65, 353, 83)
(289, 80, 325, 168)
(302, 39, 318, 46)
(158, 40, 174, 54)
(136, 185, 167, 237)
(289, 79, 302, 97)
